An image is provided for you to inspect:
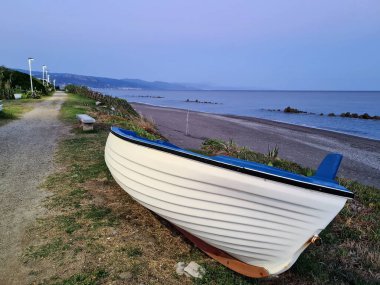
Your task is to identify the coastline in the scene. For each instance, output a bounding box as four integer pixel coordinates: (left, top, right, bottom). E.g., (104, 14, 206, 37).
(131, 102, 380, 187)
(130, 100, 380, 141)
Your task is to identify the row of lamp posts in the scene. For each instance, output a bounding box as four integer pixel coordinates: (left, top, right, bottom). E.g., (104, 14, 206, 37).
(27, 57, 56, 95)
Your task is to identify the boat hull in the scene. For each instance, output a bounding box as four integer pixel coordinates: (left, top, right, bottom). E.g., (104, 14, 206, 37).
(105, 132, 348, 276)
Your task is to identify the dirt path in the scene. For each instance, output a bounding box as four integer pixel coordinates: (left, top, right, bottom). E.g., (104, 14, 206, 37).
(0, 92, 68, 284)
(132, 103, 380, 187)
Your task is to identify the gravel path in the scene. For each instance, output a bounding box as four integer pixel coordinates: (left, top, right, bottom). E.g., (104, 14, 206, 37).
(132, 103, 380, 188)
(0, 92, 68, 284)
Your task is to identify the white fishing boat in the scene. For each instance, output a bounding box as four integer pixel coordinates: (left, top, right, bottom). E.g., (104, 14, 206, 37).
(105, 127, 353, 278)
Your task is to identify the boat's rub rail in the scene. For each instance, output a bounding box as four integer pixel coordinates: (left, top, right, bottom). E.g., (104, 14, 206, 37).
(110, 128, 354, 199)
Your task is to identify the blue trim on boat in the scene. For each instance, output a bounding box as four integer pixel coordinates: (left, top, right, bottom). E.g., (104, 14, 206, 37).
(110, 127, 354, 199)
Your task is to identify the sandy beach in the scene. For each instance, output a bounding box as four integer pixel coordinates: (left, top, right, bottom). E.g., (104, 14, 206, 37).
(132, 103, 380, 188)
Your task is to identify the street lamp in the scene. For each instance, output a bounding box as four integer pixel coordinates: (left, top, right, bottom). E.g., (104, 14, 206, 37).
(42, 65, 47, 85)
(28, 57, 34, 95)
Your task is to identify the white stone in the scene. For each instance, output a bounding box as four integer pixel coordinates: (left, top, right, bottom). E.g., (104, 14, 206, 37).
(95, 101, 102, 106)
(175, 262, 187, 276)
(184, 261, 205, 279)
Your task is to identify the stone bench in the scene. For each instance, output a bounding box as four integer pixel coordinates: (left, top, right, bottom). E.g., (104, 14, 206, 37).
(76, 114, 96, 131)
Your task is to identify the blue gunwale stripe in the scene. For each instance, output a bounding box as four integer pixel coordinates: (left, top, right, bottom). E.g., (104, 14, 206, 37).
(110, 127, 354, 199)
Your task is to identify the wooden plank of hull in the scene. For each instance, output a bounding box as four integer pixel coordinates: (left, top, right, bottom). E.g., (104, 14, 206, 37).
(174, 226, 270, 278)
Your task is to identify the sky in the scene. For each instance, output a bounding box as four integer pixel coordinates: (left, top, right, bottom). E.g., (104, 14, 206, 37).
(1, 0, 380, 90)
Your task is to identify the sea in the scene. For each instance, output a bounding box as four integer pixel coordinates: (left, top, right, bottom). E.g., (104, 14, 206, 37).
(96, 89, 380, 141)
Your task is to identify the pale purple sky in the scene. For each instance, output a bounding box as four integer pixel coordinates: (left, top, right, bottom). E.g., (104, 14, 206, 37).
(1, 0, 379, 90)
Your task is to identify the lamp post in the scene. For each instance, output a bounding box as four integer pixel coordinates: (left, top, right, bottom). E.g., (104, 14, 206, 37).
(47, 74, 50, 84)
(28, 57, 34, 95)
(42, 65, 47, 85)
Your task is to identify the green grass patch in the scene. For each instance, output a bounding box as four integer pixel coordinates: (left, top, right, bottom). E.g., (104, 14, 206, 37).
(51, 269, 108, 285)
(120, 246, 143, 258)
(0, 98, 40, 126)
(0, 109, 17, 120)
(56, 215, 82, 234)
(84, 205, 111, 221)
(25, 238, 70, 260)
(49, 188, 87, 209)
(60, 93, 96, 123)
(83, 205, 119, 228)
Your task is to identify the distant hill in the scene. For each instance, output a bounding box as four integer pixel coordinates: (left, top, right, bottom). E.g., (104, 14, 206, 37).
(15, 69, 197, 90)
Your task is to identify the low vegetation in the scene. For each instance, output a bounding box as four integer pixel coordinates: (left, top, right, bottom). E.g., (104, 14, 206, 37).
(23, 90, 379, 284)
(0, 98, 41, 126)
(201, 139, 312, 176)
(0, 66, 52, 99)
(65, 85, 138, 117)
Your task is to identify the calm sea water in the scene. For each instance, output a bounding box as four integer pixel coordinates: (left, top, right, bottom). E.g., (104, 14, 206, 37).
(97, 89, 380, 140)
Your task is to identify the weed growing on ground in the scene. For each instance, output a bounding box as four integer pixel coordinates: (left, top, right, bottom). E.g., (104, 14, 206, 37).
(50, 269, 109, 285)
(25, 238, 69, 260)
(121, 246, 143, 258)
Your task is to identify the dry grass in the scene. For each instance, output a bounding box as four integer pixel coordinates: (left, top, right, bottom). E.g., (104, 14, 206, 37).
(23, 131, 204, 284)
(130, 115, 160, 137)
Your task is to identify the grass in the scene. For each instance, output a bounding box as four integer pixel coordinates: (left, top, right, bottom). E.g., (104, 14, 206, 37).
(25, 238, 70, 260)
(200, 138, 314, 176)
(60, 93, 96, 123)
(120, 246, 143, 258)
(22, 92, 379, 284)
(0, 98, 41, 126)
(50, 269, 109, 285)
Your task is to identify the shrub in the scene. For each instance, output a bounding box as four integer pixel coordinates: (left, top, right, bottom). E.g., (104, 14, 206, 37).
(65, 85, 138, 117)
(0, 66, 49, 99)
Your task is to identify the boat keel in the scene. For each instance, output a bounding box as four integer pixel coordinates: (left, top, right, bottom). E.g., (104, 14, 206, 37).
(174, 226, 270, 278)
